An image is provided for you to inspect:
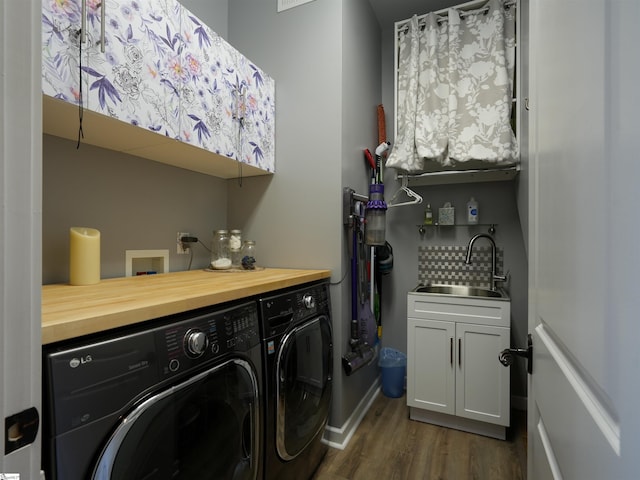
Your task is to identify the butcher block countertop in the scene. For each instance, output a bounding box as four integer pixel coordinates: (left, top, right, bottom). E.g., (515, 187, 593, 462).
(42, 268, 331, 345)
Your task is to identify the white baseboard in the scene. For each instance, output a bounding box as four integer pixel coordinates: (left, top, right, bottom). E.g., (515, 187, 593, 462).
(322, 377, 380, 450)
(410, 406, 507, 440)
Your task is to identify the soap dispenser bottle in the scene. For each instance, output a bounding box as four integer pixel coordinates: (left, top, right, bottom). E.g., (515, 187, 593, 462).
(467, 197, 479, 224)
(424, 204, 433, 225)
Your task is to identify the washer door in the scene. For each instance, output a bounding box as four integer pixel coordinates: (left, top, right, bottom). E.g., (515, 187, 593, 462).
(276, 316, 333, 461)
(92, 358, 260, 480)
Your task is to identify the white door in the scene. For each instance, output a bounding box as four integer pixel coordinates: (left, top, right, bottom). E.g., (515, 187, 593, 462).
(528, 1, 640, 478)
(0, 0, 43, 478)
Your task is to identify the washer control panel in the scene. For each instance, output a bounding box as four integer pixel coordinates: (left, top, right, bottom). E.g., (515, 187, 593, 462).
(43, 300, 260, 437)
(158, 301, 259, 377)
(260, 282, 330, 338)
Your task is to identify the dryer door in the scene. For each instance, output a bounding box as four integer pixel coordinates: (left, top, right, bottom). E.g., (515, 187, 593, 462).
(92, 358, 260, 480)
(276, 315, 333, 460)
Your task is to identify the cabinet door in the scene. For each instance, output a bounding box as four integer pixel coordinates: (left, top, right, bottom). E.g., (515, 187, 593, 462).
(179, 11, 239, 157)
(42, 0, 89, 108)
(407, 318, 455, 415)
(83, 0, 183, 138)
(236, 53, 276, 172)
(456, 323, 510, 426)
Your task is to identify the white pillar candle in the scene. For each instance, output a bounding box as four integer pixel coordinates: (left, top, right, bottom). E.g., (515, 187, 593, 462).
(69, 227, 101, 285)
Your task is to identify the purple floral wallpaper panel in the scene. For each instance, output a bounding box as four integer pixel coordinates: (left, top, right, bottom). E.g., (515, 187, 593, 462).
(236, 49, 275, 172)
(42, 0, 275, 173)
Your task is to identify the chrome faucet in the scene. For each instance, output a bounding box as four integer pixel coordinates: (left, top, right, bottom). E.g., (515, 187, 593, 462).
(465, 233, 507, 291)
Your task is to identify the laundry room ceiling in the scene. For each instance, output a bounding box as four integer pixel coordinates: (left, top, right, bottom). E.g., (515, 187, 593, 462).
(368, 0, 461, 27)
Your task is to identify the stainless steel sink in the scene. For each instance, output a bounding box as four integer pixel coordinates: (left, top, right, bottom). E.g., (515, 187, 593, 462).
(412, 284, 507, 299)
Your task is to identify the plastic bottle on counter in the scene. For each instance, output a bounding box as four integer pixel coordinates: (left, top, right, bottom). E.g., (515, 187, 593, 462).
(467, 197, 479, 224)
(424, 204, 433, 225)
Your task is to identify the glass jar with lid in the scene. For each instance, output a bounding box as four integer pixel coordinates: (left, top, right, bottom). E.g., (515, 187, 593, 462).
(229, 229, 243, 268)
(241, 240, 256, 270)
(210, 230, 231, 269)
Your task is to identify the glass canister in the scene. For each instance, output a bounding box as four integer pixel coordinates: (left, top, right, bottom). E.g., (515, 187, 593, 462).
(210, 229, 231, 269)
(229, 229, 243, 268)
(241, 240, 256, 270)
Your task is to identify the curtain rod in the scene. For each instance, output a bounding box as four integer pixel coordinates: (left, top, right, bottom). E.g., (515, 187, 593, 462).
(395, 0, 516, 32)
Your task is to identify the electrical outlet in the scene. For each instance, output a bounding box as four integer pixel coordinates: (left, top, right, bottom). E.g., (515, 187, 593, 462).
(177, 232, 190, 254)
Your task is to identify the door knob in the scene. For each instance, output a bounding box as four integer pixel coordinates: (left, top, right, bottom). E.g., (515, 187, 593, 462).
(499, 333, 532, 374)
(499, 348, 527, 366)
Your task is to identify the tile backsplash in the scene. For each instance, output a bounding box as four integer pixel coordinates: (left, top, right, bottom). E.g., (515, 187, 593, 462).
(418, 245, 504, 289)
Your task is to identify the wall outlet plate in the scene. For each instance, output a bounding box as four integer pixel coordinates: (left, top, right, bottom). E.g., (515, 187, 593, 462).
(177, 232, 190, 254)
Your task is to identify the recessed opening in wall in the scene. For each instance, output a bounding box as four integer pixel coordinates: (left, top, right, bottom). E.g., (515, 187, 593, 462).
(125, 249, 169, 276)
(392, 0, 521, 185)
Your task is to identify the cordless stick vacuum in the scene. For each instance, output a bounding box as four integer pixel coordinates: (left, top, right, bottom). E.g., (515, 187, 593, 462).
(342, 215, 375, 376)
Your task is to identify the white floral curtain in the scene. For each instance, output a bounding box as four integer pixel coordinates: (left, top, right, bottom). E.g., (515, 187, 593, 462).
(416, 13, 449, 162)
(386, 0, 518, 173)
(389, 15, 422, 172)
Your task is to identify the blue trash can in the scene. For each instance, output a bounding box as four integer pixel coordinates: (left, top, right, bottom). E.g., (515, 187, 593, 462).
(379, 347, 406, 398)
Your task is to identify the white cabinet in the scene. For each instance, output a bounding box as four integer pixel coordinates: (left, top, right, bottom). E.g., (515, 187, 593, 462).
(407, 292, 510, 439)
(41, 0, 275, 178)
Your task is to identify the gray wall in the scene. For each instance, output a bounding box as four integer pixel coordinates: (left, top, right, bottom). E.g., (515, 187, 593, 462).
(42, 135, 226, 283)
(226, 0, 381, 428)
(339, 0, 384, 416)
(179, 0, 228, 38)
(515, 0, 530, 256)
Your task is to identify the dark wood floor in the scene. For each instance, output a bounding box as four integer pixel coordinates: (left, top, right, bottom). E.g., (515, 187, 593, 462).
(313, 393, 527, 480)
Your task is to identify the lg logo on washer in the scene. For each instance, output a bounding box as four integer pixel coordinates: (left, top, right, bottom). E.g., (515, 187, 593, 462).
(69, 355, 92, 368)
